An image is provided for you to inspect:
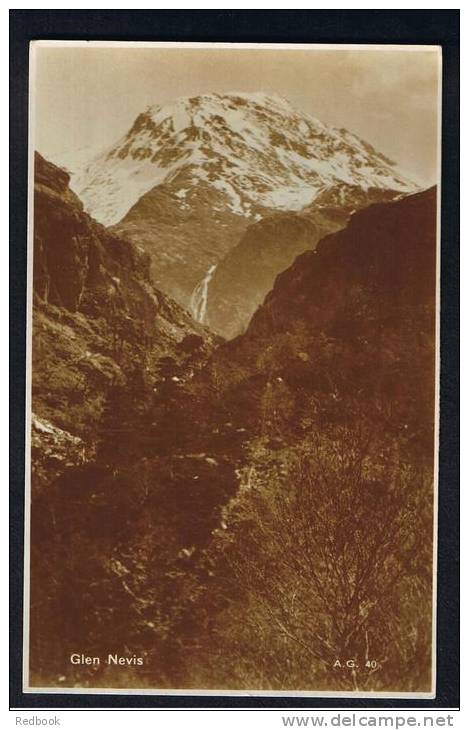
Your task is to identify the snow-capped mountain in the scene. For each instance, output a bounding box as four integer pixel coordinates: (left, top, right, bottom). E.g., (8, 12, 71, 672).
(58, 93, 418, 315)
(66, 92, 415, 227)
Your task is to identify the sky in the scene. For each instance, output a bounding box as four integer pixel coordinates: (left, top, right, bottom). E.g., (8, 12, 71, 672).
(32, 43, 441, 187)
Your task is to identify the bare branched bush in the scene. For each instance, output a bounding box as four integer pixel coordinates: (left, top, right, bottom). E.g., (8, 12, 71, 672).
(201, 428, 433, 692)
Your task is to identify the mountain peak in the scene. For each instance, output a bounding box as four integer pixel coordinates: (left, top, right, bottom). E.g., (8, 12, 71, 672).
(142, 92, 298, 137)
(66, 92, 417, 227)
(146, 91, 293, 115)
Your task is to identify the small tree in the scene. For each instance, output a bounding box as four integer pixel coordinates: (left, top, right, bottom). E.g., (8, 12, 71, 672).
(200, 427, 433, 692)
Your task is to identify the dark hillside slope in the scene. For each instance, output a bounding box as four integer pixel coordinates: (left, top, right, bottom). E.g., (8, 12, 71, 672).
(206, 184, 403, 338)
(209, 186, 437, 451)
(32, 152, 213, 483)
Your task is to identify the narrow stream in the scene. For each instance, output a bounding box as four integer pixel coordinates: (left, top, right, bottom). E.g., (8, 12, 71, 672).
(190, 264, 217, 323)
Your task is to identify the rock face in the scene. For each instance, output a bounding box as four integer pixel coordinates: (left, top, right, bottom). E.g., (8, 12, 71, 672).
(206, 184, 403, 338)
(32, 153, 213, 464)
(60, 93, 417, 312)
(34, 152, 156, 316)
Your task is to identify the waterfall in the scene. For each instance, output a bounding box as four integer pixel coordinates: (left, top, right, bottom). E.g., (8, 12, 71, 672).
(190, 264, 217, 323)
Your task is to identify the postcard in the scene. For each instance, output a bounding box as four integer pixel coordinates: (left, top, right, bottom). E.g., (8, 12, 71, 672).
(24, 41, 441, 696)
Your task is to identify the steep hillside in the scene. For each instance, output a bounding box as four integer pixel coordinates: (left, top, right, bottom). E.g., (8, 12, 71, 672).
(60, 92, 416, 310)
(210, 186, 436, 440)
(112, 173, 251, 307)
(206, 184, 403, 338)
(248, 186, 436, 341)
(188, 180, 439, 605)
(32, 153, 213, 485)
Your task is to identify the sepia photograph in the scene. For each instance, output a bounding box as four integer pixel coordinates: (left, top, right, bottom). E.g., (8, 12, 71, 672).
(24, 41, 441, 696)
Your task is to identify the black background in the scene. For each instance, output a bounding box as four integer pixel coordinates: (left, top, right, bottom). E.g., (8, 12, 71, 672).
(10, 9, 459, 711)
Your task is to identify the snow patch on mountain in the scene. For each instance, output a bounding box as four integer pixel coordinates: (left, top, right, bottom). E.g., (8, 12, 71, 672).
(267, 186, 318, 210)
(212, 180, 245, 216)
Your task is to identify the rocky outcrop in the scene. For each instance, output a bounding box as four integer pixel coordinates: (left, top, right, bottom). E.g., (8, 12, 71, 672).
(31, 413, 90, 493)
(34, 152, 156, 316)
